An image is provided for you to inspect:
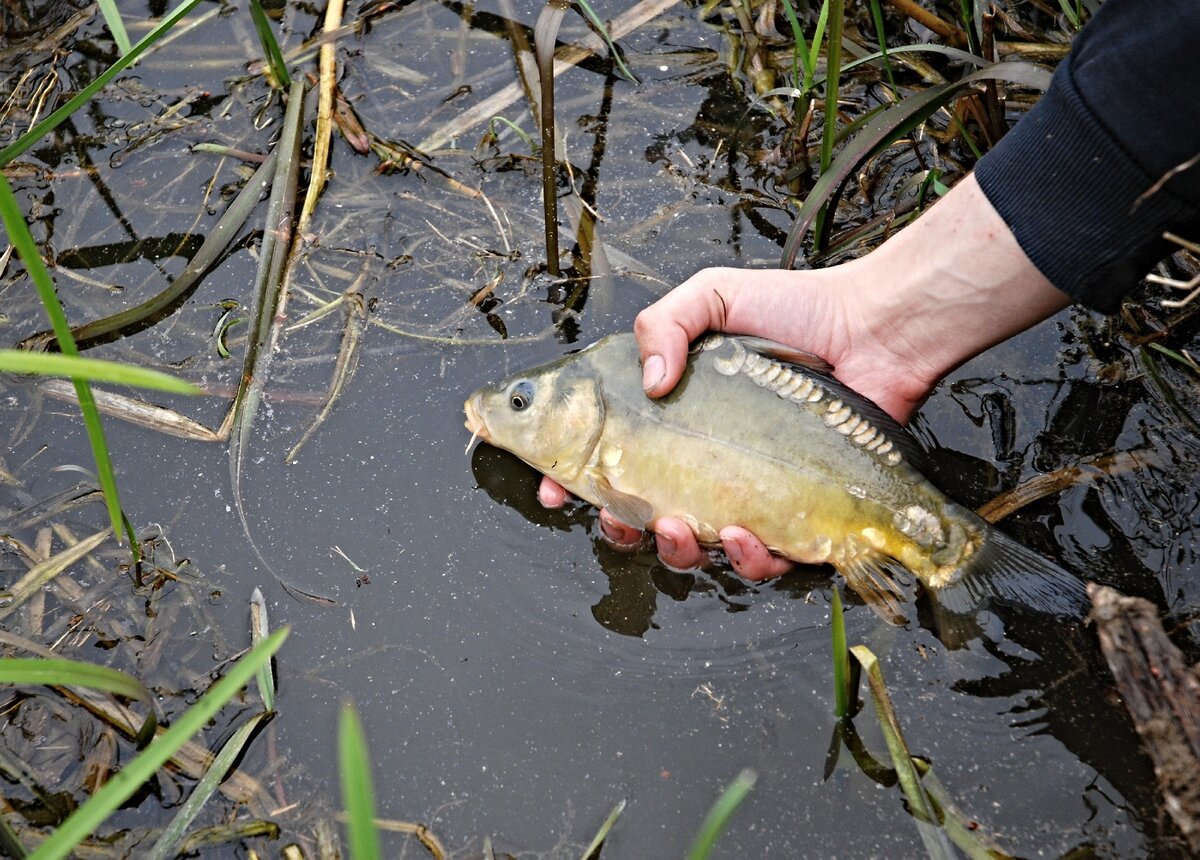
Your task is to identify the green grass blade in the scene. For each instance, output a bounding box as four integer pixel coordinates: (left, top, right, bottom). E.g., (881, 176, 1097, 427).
(849, 646, 933, 822)
(0, 0, 203, 167)
(812, 0, 844, 251)
(580, 798, 626, 860)
(0, 658, 150, 703)
(867, 0, 897, 97)
(781, 61, 1052, 268)
(488, 116, 537, 151)
(807, 0, 831, 91)
(96, 0, 132, 54)
(339, 703, 382, 860)
(248, 0, 292, 89)
(573, 0, 639, 83)
(957, 0, 982, 57)
(227, 81, 332, 604)
(820, 0, 845, 174)
(144, 711, 272, 860)
(831, 589, 851, 717)
(776, 0, 806, 90)
(0, 177, 133, 550)
(27, 628, 289, 860)
(685, 769, 757, 860)
(0, 351, 200, 394)
(813, 44, 986, 89)
(0, 814, 27, 858)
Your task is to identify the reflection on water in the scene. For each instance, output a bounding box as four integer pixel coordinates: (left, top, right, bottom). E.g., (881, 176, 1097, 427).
(1, 0, 1199, 855)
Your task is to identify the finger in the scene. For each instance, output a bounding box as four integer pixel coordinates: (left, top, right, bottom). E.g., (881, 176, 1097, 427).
(538, 475, 570, 508)
(599, 508, 644, 551)
(720, 526, 794, 580)
(633, 270, 738, 398)
(651, 517, 708, 570)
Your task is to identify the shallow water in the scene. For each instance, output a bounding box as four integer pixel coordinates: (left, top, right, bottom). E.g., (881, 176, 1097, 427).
(2, 0, 1199, 855)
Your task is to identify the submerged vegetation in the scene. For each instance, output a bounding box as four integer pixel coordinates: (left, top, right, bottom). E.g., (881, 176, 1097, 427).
(0, 0, 1198, 856)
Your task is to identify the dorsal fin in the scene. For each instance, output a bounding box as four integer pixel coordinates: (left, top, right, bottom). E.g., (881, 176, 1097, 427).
(727, 336, 929, 474)
(729, 335, 834, 374)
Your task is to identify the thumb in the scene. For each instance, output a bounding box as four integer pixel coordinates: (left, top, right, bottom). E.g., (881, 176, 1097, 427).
(633, 270, 736, 397)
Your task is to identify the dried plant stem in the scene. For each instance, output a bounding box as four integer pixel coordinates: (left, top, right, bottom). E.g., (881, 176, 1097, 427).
(884, 0, 967, 46)
(418, 0, 682, 151)
(298, 0, 346, 232)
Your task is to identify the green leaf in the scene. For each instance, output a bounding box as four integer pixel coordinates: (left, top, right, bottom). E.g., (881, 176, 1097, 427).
(96, 0, 132, 54)
(144, 712, 273, 860)
(580, 798, 626, 860)
(248, 0, 291, 89)
(686, 769, 756, 860)
(0, 176, 133, 549)
(0, 351, 201, 394)
(27, 628, 289, 860)
(0, 658, 150, 703)
(0, 0, 204, 167)
(573, 0, 639, 84)
(781, 61, 1053, 269)
(831, 588, 851, 717)
(339, 703, 382, 860)
(849, 645, 932, 821)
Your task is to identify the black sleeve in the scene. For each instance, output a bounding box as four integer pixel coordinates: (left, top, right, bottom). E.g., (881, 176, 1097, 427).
(973, 0, 1200, 313)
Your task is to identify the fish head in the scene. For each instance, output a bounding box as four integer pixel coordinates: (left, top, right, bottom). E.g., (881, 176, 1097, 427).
(464, 359, 606, 485)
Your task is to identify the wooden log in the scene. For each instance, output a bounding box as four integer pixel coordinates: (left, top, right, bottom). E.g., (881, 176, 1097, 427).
(1089, 584, 1200, 852)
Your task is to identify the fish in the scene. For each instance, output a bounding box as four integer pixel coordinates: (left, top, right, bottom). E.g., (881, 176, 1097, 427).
(463, 332, 1087, 620)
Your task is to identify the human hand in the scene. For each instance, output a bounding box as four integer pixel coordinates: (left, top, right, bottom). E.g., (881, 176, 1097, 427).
(543, 174, 1070, 578)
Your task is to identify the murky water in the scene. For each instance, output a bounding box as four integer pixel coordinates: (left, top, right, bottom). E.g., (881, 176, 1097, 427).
(2, 0, 1199, 855)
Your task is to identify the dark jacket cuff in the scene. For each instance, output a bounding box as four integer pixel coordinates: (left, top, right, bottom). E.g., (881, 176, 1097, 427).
(975, 64, 1200, 313)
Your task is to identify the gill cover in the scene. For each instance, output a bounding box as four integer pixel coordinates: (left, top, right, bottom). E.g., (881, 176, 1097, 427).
(475, 365, 607, 485)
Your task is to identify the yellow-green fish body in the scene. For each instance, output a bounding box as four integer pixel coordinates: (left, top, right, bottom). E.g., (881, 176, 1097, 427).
(465, 333, 1084, 618)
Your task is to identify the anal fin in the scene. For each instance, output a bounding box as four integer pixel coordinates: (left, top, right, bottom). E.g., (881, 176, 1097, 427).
(836, 552, 913, 625)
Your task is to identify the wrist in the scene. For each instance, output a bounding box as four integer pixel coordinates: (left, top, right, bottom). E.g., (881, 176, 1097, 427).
(850, 173, 1070, 385)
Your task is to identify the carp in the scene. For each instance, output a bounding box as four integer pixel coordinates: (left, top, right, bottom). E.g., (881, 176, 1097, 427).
(464, 333, 1086, 619)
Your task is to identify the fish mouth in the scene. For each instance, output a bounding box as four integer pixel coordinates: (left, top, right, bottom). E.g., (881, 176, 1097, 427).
(463, 393, 491, 452)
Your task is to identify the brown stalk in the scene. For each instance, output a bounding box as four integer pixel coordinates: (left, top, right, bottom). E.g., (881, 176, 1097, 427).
(417, 0, 682, 152)
(883, 0, 967, 47)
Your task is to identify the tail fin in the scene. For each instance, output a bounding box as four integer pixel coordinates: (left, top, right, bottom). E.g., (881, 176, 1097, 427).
(935, 527, 1088, 618)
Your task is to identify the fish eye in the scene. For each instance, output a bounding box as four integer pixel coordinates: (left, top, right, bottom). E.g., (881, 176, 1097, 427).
(508, 380, 534, 411)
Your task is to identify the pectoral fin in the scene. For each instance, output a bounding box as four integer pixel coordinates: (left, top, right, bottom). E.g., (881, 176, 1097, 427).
(836, 553, 912, 625)
(588, 473, 655, 529)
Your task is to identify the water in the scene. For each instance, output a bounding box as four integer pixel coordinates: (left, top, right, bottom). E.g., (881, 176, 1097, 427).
(1, 0, 1198, 855)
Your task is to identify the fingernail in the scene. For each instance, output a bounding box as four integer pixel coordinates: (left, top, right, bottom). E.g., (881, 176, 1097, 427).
(642, 354, 665, 393)
(657, 533, 677, 556)
(725, 539, 743, 565)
